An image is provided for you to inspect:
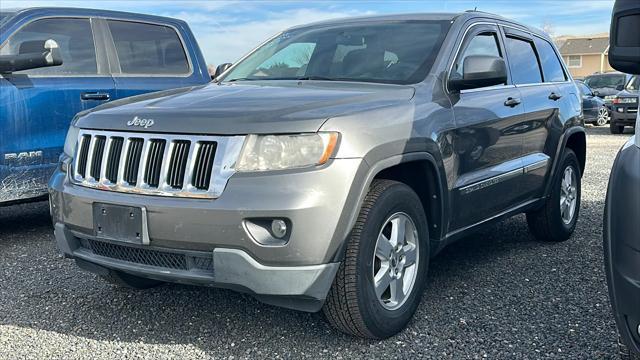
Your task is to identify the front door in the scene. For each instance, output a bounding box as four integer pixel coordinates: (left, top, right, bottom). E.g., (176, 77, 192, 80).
(0, 17, 115, 202)
(448, 24, 526, 230)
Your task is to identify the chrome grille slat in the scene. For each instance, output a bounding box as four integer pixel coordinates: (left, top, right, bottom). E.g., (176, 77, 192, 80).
(89, 136, 106, 180)
(123, 138, 144, 185)
(106, 137, 124, 183)
(167, 140, 191, 189)
(71, 130, 245, 199)
(144, 139, 166, 188)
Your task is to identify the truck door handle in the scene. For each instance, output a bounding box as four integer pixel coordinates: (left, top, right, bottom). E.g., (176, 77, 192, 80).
(81, 92, 110, 101)
(504, 97, 521, 107)
(548, 92, 562, 101)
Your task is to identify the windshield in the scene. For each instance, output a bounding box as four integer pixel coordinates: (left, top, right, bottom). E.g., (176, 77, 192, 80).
(584, 74, 626, 89)
(626, 76, 639, 91)
(223, 20, 450, 85)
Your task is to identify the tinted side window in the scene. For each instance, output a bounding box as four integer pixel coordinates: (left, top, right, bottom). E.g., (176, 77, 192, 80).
(453, 32, 502, 79)
(577, 83, 591, 95)
(107, 20, 189, 75)
(0, 18, 97, 75)
(505, 36, 542, 85)
(535, 39, 566, 82)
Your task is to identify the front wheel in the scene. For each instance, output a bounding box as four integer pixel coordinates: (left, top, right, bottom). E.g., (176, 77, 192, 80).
(526, 149, 581, 242)
(611, 121, 625, 134)
(322, 179, 429, 339)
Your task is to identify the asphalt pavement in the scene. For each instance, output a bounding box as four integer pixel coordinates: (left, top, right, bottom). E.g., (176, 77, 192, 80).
(0, 126, 633, 359)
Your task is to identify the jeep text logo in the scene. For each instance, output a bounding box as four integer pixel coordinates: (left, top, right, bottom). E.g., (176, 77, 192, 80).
(127, 116, 155, 129)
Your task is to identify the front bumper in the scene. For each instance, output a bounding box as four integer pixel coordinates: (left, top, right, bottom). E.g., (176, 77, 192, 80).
(611, 107, 638, 125)
(604, 140, 640, 352)
(49, 158, 370, 311)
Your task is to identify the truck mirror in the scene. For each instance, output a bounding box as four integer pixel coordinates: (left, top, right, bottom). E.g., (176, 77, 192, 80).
(609, 0, 640, 74)
(214, 63, 232, 80)
(0, 39, 63, 74)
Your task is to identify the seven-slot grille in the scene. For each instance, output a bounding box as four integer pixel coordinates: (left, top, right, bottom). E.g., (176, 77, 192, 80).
(71, 130, 245, 199)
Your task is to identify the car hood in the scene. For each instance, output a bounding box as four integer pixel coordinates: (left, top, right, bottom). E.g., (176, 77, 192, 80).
(592, 87, 621, 97)
(76, 81, 415, 135)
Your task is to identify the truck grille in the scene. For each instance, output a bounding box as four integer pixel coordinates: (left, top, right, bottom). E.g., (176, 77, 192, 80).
(82, 239, 214, 272)
(71, 130, 245, 198)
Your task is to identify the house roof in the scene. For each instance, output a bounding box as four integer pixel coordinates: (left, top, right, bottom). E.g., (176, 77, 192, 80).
(559, 36, 609, 55)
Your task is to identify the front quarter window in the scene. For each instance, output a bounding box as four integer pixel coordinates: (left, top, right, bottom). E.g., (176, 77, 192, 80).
(223, 20, 450, 85)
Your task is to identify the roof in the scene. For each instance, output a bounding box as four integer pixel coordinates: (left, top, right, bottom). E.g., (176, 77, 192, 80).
(2, 7, 187, 27)
(559, 36, 609, 55)
(288, 11, 550, 39)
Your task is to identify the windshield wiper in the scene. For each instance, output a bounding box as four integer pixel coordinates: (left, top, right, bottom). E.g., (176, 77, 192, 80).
(296, 76, 339, 81)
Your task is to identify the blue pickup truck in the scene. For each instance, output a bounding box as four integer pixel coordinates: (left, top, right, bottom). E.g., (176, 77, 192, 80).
(0, 8, 211, 205)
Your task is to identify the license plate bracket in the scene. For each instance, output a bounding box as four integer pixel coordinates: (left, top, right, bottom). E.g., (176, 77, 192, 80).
(93, 203, 148, 245)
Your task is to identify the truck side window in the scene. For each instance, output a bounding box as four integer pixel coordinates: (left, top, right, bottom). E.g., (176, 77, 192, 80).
(452, 32, 501, 80)
(107, 20, 189, 75)
(535, 39, 567, 82)
(0, 18, 97, 75)
(504, 36, 543, 85)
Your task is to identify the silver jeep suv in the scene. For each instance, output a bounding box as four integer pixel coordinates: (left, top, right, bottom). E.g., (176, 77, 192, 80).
(50, 12, 585, 338)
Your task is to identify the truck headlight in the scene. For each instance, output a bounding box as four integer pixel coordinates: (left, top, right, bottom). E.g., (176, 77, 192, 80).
(235, 132, 338, 172)
(63, 126, 80, 157)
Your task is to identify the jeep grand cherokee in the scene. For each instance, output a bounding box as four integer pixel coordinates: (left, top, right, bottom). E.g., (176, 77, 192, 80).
(49, 11, 586, 339)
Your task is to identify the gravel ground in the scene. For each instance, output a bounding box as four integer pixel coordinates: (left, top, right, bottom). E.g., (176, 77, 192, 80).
(0, 126, 633, 359)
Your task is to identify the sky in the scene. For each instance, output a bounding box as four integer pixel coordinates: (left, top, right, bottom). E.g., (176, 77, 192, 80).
(1, 0, 616, 66)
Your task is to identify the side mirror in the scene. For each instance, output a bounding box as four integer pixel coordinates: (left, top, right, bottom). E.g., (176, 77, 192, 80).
(449, 56, 508, 92)
(213, 63, 232, 80)
(0, 39, 63, 74)
(609, 0, 640, 74)
(593, 90, 601, 97)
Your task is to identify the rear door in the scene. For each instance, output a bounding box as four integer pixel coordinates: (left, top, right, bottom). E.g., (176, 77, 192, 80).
(0, 17, 115, 202)
(101, 19, 203, 99)
(449, 24, 526, 230)
(501, 29, 562, 200)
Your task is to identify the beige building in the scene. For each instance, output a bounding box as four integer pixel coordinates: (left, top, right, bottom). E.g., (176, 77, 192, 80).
(558, 35, 615, 79)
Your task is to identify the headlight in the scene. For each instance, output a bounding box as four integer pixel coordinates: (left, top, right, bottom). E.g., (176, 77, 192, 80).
(63, 125, 80, 156)
(235, 132, 339, 172)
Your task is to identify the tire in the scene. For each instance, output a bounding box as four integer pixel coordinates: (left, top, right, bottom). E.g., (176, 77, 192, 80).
(100, 270, 164, 289)
(596, 107, 609, 126)
(322, 179, 429, 339)
(526, 148, 581, 242)
(611, 121, 625, 134)
(619, 337, 640, 360)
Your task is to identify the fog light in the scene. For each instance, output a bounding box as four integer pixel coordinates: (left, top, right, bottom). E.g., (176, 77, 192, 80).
(618, 107, 625, 113)
(637, 324, 640, 337)
(271, 220, 287, 239)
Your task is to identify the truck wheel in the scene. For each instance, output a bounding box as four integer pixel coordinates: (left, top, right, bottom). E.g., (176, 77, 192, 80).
(322, 179, 429, 339)
(526, 148, 581, 242)
(100, 270, 164, 289)
(611, 121, 624, 134)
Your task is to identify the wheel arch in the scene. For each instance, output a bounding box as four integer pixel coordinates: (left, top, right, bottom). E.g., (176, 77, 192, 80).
(330, 152, 449, 263)
(543, 127, 586, 198)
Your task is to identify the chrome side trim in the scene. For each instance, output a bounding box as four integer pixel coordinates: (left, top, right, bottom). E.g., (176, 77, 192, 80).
(524, 159, 549, 173)
(458, 168, 522, 195)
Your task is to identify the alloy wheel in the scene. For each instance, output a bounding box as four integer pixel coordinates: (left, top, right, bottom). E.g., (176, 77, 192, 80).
(596, 107, 609, 126)
(372, 212, 419, 311)
(560, 166, 578, 225)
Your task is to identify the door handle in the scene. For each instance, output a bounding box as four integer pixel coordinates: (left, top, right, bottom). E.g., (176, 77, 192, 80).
(548, 92, 562, 101)
(504, 97, 521, 107)
(81, 92, 110, 101)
